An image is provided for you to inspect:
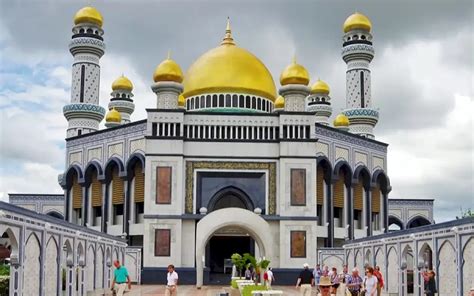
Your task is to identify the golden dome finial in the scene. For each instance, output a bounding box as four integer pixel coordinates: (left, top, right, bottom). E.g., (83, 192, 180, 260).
(74, 6, 103, 27)
(310, 79, 330, 95)
(112, 74, 133, 91)
(106, 107, 122, 123)
(153, 56, 184, 83)
(280, 56, 310, 86)
(167, 50, 171, 60)
(343, 12, 372, 33)
(221, 17, 235, 46)
(334, 113, 350, 127)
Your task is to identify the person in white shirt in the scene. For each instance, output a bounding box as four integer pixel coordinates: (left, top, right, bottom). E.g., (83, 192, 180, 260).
(363, 267, 378, 296)
(165, 264, 179, 296)
(265, 267, 275, 289)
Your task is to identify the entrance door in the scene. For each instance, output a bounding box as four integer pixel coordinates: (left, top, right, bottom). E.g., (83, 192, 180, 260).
(206, 235, 254, 284)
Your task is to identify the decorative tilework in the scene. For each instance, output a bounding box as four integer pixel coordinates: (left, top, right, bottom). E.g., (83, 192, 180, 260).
(316, 142, 329, 157)
(355, 152, 368, 166)
(373, 156, 384, 170)
(335, 147, 349, 162)
(130, 138, 145, 154)
(88, 147, 102, 162)
(69, 151, 82, 165)
(185, 161, 277, 215)
(108, 143, 123, 158)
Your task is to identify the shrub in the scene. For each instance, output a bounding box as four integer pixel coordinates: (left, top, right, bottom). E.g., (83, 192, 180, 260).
(230, 279, 238, 289)
(0, 265, 9, 276)
(0, 275, 9, 295)
(242, 284, 267, 296)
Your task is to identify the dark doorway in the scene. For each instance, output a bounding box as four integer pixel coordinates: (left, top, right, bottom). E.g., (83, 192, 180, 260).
(206, 235, 254, 284)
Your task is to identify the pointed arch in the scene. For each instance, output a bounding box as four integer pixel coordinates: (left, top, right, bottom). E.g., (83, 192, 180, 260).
(207, 186, 254, 212)
(64, 164, 84, 188)
(407, 215, 432, 229)
(126, 153, 145, 177)
(45, 235, 59, 295)
(0, 227, 19, 264)
(24, 232, 41, 295)
(84, 160, 104, 184)
(105, 157, 125, 180)
(333, 160, 353, 185)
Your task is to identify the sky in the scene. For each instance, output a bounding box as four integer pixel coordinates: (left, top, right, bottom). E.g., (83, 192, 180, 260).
(0, 0, 472, 222)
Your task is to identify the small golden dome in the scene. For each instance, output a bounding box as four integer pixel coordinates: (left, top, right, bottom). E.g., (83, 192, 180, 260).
(334, 113, 350, 127)
(105, 108, 121, 123)
(74, 6, 103, 27)
(275, 95, 285, 109)
(343, 12, 372, 33)
(182, 19, 277, 101)
(178, 94, 185, 107)
(153, 56, 184, 83)
(310, 79, 330, 95)
(112, 75, 133, 91)
(280, 57, 310, 86)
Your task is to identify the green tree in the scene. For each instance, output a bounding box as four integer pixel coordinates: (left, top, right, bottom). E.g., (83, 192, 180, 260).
(456, 208, 474, 219)
(231, 253, 246, 277)
(242, 253, 271, 284)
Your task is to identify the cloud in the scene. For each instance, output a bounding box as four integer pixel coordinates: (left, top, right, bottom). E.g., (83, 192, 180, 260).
(0, 0, 472, 223)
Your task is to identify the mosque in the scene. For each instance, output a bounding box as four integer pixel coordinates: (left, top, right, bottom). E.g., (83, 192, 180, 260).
(17, 6, 393, 285)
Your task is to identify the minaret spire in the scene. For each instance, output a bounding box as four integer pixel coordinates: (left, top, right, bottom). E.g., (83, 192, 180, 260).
(221, 17, 235, 45)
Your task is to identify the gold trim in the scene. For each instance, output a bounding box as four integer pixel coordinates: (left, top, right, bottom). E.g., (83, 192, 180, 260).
(185, 161, 277, 214)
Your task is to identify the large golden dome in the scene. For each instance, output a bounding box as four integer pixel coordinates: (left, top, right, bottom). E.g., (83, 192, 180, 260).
(343, 12, 372, 33)
(74, 6, 103, 27)
(182, 20, 277, 101)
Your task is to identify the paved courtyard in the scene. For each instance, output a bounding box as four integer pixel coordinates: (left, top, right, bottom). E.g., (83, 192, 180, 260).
(89, 285, 311, 296)
(88, 283, 397, 296)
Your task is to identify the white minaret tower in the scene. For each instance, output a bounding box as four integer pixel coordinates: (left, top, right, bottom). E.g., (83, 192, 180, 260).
(109, 75, 135, 123)
(341, 12, 378, 139)
(63, 6, 106, 137)
(306, 79, 333, 125)
(151, 52, 184, 109)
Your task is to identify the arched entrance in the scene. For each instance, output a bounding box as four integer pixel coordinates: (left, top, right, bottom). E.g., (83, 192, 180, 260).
(195, 208, 273, 287)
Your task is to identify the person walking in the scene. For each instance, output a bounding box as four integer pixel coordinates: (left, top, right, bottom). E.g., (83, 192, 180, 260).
(317, 276, 333, 296)
(110, 260, 131, 296)
(295, 263, 314, 296)
(264, 267, 275, 289)
(165, 264, 178, 296)
(346, 268, 363, 296)
(362, 267, 378, 296)
(424, 270, 437, 296)
(244, 267, 251, 280)
(373, 266, 384, 296)
(330, 267, 340, 295)
(313, 264, 322, 285)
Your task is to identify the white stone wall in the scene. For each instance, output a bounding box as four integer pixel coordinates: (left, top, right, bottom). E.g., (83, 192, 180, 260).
(278, 220, 317, 268)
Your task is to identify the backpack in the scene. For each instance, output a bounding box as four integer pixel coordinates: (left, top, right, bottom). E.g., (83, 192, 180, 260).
(263, 272, 268, 280)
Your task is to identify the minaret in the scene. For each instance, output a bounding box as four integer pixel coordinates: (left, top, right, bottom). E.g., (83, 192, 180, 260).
(341, 12, 378, 139)
(109, 75, 135, 123)
(279, 57, 311, 112)
(307, 79, 332, 125)
(151, 52, 184, 109)
(63, 6, 106, 137)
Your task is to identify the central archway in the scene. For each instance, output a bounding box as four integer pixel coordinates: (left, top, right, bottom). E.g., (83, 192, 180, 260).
(195, 208, 273, 287)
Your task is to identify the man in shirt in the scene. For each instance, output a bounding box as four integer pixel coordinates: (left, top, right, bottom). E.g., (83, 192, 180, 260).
(264, 267, 275, 289)
(295, 263, 314, 296)
(166, 264, 179, 296)
(346, 268, 363, 296)
(110, 260, 131, 296)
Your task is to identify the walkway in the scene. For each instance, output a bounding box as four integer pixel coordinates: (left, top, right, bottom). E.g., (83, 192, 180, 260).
(90, 285, 304, 296)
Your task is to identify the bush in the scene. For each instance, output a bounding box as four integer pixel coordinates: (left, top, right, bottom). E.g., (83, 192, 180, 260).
(0, 265, 9, 276)
(0, 275, 9, 295)
(242, 284, 267, 296)
(230, 279, 238, 289)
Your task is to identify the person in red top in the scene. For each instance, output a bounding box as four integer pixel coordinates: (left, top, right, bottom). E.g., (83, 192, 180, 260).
(373, 266, 384, 296)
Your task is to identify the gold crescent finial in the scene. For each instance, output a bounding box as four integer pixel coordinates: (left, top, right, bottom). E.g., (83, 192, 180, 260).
(221, 17, 235, 45)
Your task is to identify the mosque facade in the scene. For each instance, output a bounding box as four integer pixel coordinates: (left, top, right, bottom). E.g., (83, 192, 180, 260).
(58, 6, 391, 284)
